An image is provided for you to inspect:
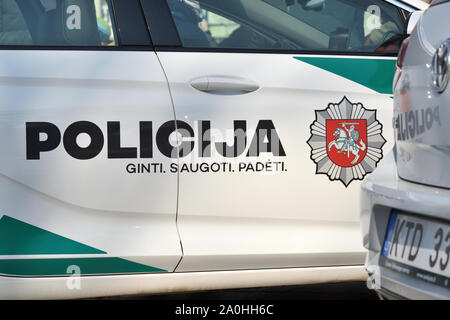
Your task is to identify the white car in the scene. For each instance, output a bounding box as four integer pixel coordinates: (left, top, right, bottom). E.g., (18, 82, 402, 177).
(0, 0, 426, 299)
(361, 0, 450, 300)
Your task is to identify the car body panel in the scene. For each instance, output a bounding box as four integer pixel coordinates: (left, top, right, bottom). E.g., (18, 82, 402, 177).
(0, 265, 367, 299)
(361, 2, 450, 300)
(395, 3, 450, 188)
(0, 0, 426, 298)
(361, 152, 450, 299)
(0, 50, 182, 275)
(157, 51, 396, 271)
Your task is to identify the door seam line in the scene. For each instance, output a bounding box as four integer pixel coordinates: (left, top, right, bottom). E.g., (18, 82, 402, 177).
(155, 51, 184, 272)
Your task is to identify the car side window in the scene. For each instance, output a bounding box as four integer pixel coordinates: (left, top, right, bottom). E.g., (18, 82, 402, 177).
(166, 0, 406, 53)
(0, 0, 117, 46)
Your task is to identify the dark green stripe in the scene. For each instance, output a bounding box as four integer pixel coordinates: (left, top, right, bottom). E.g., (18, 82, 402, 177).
(294, 57, 396, 94)
(0, 257, 166, 276)
(0, 215, 105, 255)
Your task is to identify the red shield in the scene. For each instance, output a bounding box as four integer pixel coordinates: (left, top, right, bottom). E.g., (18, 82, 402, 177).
(326, 119, 367, 167)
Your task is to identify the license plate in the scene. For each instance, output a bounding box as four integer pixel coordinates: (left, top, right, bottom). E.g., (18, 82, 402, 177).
(380, 212, 450, 289)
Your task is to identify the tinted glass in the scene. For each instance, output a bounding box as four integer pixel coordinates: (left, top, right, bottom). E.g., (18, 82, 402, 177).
(166, 0, 405, 53)
(0, 0, 117, 46)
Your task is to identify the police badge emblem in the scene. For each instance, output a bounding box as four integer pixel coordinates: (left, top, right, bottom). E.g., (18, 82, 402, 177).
(307, 97, 386, 187)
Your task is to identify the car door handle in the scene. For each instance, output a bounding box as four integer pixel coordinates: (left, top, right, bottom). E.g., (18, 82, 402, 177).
(190, 76, 259, 94)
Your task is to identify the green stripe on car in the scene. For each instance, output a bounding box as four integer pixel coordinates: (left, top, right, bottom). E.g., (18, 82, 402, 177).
(0, 215, 105, 255)
(0, 215, 167, 275)
(0, 257, 166, 276)
(295, 57, 396, 95)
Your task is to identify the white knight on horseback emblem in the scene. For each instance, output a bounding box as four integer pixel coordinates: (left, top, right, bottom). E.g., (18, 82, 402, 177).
(328, 122, 366, 165)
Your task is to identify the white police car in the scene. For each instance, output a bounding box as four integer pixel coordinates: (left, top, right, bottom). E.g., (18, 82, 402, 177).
(361, 0, 450, 300)
(0, 0, 426, 299)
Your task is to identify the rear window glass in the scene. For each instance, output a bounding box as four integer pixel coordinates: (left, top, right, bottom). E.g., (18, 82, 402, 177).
(0, 0, 117, 46)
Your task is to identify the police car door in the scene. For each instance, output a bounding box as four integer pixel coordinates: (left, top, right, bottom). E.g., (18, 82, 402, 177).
(144, 0, 413, 271)
(0, 0, 181, 277)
